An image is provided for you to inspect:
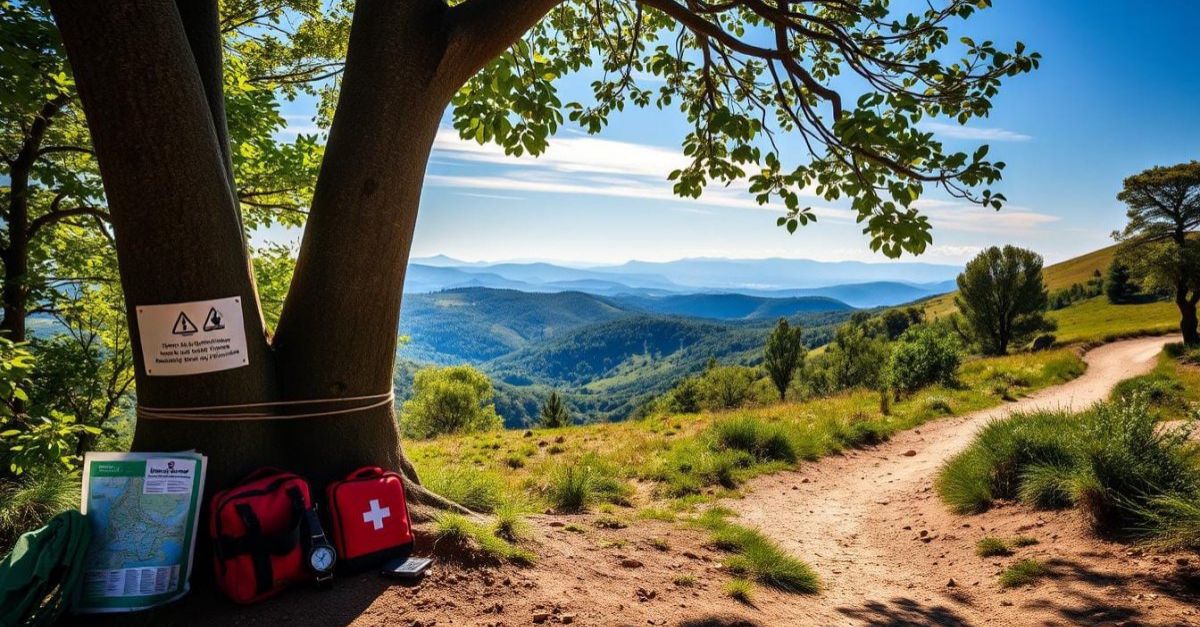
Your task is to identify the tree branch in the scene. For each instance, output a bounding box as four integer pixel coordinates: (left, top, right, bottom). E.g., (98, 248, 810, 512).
(28, 205, 112, 240)
(440, 0, 565, 88)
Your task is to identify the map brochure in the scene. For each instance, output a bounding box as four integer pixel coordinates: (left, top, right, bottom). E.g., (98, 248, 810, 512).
(76, 451, 207, 613)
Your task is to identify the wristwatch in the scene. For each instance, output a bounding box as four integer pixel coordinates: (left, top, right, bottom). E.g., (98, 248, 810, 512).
(304, 504, 336, 586)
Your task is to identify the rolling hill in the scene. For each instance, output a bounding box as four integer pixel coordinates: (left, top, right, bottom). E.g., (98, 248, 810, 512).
(395, 287, 853, 426)
(921, 243, 1178, 343)
(611, 293, 852, 320)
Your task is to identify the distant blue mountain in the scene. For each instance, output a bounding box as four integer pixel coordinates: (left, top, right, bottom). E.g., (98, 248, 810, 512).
(405, 256, 958, 308)
(612, 293, 852, 320)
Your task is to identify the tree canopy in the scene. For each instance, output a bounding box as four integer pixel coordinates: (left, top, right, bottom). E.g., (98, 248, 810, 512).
(954, 245, 1052, 355)
(1114, 161, 1200, 344)
(763, 318, 805, 401)
(453, 0, 1039, 256)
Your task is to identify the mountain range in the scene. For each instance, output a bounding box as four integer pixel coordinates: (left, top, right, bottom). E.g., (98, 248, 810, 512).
(405, 256, 960, 308)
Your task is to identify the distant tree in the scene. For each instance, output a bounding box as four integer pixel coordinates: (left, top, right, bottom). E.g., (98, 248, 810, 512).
(763, 319, 806, 402)
(1105, 259, 1138, 304)
(888, 325, 962, 394)
(667, 377, 703, 414)
(1114, 162, 1200, 344)
(955, 246, 1054, 355)
(879, 307, 925, 340)
(539, 391, 571, 428)
(699, 365, 758, 410)
(400, 365, 502, 439)
(826, 321, 889, 391)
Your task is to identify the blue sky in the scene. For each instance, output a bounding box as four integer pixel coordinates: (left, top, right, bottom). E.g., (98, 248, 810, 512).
(279, 1, 1200, 267)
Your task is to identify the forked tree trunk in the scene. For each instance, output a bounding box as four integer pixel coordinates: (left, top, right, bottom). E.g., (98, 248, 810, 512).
(51, 0, 558, 509)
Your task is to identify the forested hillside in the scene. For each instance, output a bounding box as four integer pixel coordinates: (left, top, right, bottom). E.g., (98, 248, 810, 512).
(394, 288, 852, 426)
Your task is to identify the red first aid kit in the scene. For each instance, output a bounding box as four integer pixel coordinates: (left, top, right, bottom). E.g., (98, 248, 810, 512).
(326, 466, 414, 572)
(209, 468, 313, 604)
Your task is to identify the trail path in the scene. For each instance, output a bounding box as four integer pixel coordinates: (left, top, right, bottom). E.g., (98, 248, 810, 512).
(133, 336, 1200, 627)
(730, 334, 1197, 625)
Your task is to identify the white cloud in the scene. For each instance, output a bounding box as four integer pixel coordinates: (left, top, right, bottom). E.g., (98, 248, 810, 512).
(920, 121, 1032, 142)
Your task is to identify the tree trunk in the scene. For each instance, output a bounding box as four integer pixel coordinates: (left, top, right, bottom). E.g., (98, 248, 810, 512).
(51, 0, 280, 492)
(271, 0, 453, 488)
(50, 0, 554, 513)
(1179, 289, 1200, 345)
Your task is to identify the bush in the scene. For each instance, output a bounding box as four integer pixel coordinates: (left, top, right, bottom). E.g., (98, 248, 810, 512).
(698, 365, 760, 411)
(825, 322, 889, 391)
(1028, 333, 1056, 351)
(937, 395, 1200, 536)
(888, 325, 962, 394)
(400, 365, 503, 439)
(667, 376, 703, 413)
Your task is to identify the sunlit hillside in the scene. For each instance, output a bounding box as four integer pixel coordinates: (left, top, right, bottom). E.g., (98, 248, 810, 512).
(921, 243, 1178, 342)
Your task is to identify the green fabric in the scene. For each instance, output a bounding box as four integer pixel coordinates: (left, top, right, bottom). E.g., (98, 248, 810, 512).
(0, 510, 91, 627)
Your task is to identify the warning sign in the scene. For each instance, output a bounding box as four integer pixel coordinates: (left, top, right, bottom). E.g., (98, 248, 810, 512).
(136, 297, 249, 376)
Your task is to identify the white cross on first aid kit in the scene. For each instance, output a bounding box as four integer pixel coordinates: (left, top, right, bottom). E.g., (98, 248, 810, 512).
(362, 499, 391, 531)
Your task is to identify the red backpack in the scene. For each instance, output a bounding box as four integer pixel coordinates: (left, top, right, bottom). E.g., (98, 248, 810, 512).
(209, 468, 312, 604)
(326, 466, 414, 572)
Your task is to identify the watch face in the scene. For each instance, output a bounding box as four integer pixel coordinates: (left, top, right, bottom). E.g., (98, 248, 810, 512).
(310, 546, 335, 572)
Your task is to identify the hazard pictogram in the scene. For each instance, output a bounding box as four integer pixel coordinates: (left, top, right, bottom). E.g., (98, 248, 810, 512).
(172, 312, 198, 336)
(203, 307, 225, 332)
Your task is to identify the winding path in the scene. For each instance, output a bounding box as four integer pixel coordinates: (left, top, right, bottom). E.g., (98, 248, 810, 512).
(731, 335, 1187, 625)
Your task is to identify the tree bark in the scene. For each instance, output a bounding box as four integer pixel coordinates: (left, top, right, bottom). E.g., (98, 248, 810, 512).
(50, 0, 279, 491)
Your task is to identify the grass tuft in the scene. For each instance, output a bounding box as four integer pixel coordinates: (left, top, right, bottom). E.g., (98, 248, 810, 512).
(999, 559, 1047, 588)
(974, 537, 1013, 557)
(0, 472, 80, 552)
(432, 512, 535, 564)
(725, 578, 754, 603)
(673, 573, 697, 587)
(696, 509, 820, 594)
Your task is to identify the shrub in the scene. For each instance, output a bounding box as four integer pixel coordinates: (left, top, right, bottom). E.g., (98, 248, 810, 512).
(888, 325, 962, 394)
(825, 322, 889, 391)
(667, 376, 703, 413)
(400, 365, 502, 439)
(1029, 333, 1056, 352)
(698, 365, 760, 410)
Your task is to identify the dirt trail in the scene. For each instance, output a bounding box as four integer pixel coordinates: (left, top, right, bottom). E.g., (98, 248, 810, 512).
(125, 336, 1200, 627)
(731, 334, 1199, 625)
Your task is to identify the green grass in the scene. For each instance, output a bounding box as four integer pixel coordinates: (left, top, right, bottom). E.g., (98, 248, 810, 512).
(937, 392, 1200, 539)
(407, 348, 1086, 518)
(673, 573, 697, 587)
(432, 512, 535, 564)
(975, 536, 1039, 557)
(1049, 297, 1178, 344)
(1112, 347, 1200, 421)
(999, 559, 1048, 588)
(0, 472, 80, 552)
(696, 509, 820, 594)
(975, 537, 1013, 557)
(725, 578, 755, 603)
